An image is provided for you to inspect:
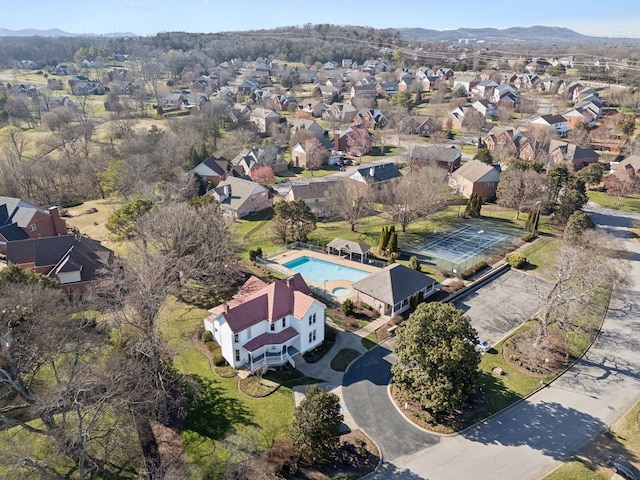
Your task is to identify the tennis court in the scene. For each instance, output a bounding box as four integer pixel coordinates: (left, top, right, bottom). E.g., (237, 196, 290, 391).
(404, 221, 522, 274)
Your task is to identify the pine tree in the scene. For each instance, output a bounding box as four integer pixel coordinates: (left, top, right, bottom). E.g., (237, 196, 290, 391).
(390, 231, 398, 253)
(382, 226, 392, 252)
(378, 226, 387, 250)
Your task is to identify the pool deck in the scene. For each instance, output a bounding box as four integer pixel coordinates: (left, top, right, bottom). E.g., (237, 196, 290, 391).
(268, 249, 381, 301)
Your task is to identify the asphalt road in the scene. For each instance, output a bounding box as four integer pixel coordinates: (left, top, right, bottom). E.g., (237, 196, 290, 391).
(343, 203, 640, 479)
(342, 343, 440, 462)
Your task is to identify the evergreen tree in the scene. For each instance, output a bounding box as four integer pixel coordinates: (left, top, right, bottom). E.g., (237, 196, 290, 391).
(291, 385, 343, 464)
(390, 231, 398, 254)
(378, 226, 388, 251)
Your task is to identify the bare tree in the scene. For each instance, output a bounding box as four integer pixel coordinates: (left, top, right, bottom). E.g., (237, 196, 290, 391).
(496, 169, 547, 219)
(326, 179, 370, 231)
(533, 231, 619, 346)
(381, 165, 450, 232)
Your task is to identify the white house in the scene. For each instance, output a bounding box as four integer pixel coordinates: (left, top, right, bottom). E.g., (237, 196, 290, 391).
(203, 274, 325, 372)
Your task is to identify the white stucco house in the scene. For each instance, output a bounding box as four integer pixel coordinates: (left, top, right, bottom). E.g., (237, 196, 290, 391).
(203, 273, 325, 372)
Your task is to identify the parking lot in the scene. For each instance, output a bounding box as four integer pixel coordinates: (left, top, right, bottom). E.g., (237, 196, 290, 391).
(452, 269, 550, 346)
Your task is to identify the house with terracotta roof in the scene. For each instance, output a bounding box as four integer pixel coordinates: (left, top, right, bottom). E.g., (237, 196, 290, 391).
(351, 264, 437, 316)
(203, 274, 325, 371)
(6, 235, 113, 295)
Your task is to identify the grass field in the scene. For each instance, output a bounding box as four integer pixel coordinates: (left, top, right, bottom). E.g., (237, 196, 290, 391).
(158, 298, 296, 480)
(588, 190, 640, 213)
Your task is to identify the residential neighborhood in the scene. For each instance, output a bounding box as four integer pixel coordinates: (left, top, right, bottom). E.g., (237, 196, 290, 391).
(2, 19, 640, 480)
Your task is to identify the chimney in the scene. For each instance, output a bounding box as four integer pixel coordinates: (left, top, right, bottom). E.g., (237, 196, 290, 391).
(224, 303, 229, 313)
(333, 133, 340, 152)
(286, 276, 294, 289)
(223, 184, 231, 197)
(48, 206, 67, 236)
(369, 166, 376, 177)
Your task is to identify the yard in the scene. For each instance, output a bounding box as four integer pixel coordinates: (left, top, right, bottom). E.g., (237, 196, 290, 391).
(158, 298, 298, 479)
(588, 190, 640, 213)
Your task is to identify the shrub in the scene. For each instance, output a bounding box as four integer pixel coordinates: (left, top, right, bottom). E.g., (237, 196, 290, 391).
(521, 232, 534, 242)
(461, 261, 489, 279)
(409, 255, 421, 271)
(249, 247, 263, 262)
(505, 252, 528, 269)
(201, 329, 213, 343)
(342, 298, 354, 316)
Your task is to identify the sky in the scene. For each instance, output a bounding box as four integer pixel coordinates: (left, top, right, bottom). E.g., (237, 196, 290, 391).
(1, 0, 640, 38)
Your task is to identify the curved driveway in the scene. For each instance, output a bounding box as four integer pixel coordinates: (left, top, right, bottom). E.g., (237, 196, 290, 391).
(343, 203, 640, 479)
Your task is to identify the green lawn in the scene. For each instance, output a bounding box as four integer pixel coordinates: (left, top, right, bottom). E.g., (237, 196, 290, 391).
(520, 237, 562, 280)
(544, 460, 607, 480)
(158, 298, 295, 480)
(588, 190, 640, 213)
(467, 327, 545, 426)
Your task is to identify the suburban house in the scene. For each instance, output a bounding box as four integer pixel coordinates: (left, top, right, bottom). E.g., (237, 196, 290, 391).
(325, 238, 371, 263)
(353, 109, 388, 130)
(448, 159, 501, 200)
(249, 107, 281, 135)
(6, 235, 113, 295)
(412, 145, 462, 173)
(232, 147, 288, 175)
(445, 106, 475, 130)
(203, 274, 325, 372)
(323, 103, 358, 123)
(290, 138, 331, 170)
(348, 162, 402, 187)
(527, 114, 570, 138)
(351, 264, 437, 316)
(290, 118, 326, 141)
(607, 155, 640, 184)
(207, 177, 272, 219)
(299, 99, 326, 118)
(482, 126, 535, 160)
(453, 76, 481, 94)
(284, 180, 338, 217)
(471, 80, 499, 99)
(160, 93, 187, 111)
(397, 115, 438, 136)
(333, 126, 373, 157)
(0, 197, 68, 254)
(191, 156, 245, 187)
(548, 141, 599, 170)
(471, 99, 497, 118)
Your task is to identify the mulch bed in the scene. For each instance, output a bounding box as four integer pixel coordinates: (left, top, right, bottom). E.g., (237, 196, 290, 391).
(502, 326, 568, 376)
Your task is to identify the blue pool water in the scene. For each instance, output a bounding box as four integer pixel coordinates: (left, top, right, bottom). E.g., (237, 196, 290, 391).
(283, 256, 370, 284)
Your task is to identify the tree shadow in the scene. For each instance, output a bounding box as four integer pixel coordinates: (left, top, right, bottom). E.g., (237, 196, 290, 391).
(366, 461, 429, 479)
(182, 375, 256, 441)
(463, 400, 607, 460)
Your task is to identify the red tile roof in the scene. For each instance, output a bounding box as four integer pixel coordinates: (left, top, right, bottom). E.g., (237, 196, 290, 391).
(209, 273, 316, 333)
(243, 327, 298, 352)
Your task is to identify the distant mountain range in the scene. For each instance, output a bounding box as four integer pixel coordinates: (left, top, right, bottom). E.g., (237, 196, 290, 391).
(0, 28, 137, 38)
(398, 25, 640, 44)
(2, 26, 639, 45)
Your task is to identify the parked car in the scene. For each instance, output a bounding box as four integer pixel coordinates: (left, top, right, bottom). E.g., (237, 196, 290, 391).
(475, 338, 492, 353)
(608, 457, 640, 480)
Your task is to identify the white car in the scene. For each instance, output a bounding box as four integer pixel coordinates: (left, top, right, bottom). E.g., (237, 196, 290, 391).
(475, 338, 492, 353)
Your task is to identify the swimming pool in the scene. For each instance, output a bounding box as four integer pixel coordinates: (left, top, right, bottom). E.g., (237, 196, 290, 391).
(283, 256, 370, 284)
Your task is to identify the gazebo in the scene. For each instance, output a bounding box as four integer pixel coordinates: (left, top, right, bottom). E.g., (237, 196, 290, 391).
(326, 238, 371, 263)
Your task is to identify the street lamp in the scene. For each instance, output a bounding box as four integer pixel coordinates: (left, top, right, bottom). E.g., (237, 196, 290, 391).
(475, 229, 484, 264)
